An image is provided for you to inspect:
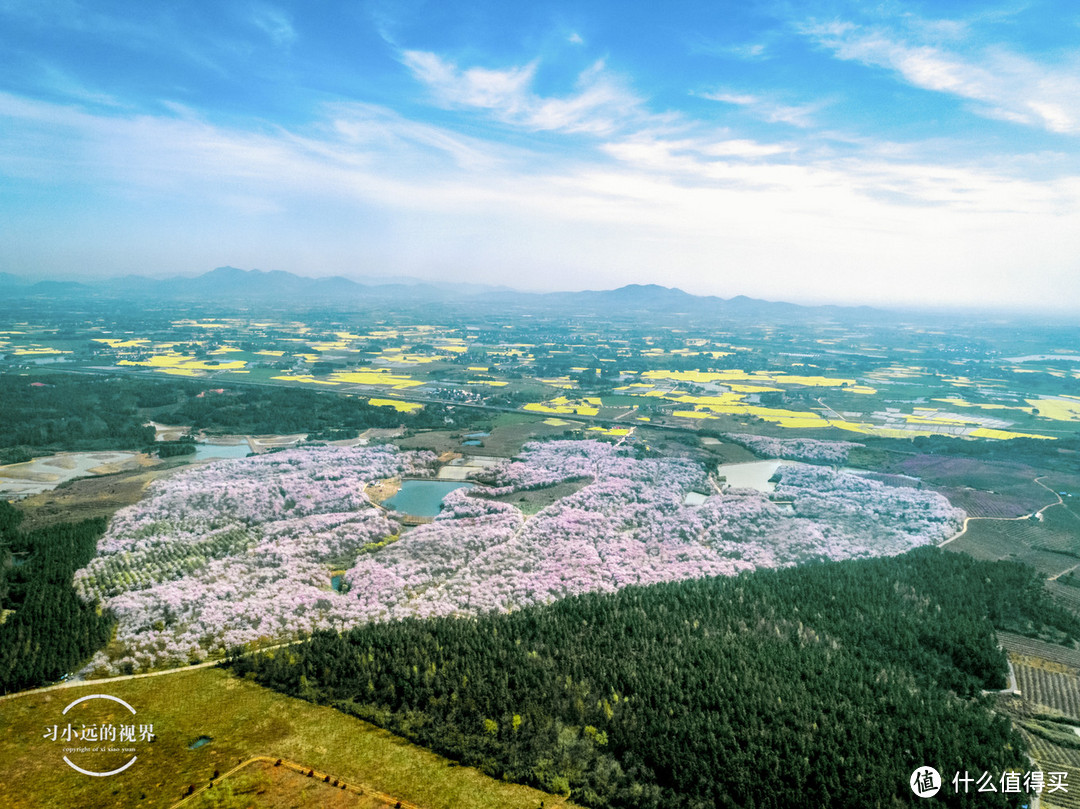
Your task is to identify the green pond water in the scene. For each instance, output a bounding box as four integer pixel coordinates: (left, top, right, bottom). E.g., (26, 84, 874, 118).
(192, 443, 252, 460)
(383, 480, 475, 517)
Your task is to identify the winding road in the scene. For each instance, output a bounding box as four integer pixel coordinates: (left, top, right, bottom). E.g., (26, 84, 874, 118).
(938, 476, 1067, 549)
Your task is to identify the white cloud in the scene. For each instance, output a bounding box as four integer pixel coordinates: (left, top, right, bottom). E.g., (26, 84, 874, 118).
(402, 51, 537, 113)
(401, 51, 647, 135)
(802, 18, 1080, 134)
(702, 90, 821, 127)
(688, 36, 772, 61)
(2, 90, 1079, 309)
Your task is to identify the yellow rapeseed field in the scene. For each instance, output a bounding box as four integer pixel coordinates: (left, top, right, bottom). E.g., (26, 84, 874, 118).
(969, 427, 1055, 440)
(932, 397, 1029, 411)
(330, 370, 424, 388)
(1027, 397, 1080, 422)
(93, 338, 150, 348)
(119, 354, 246, 371)
(368, 398, 424, 412)
(587, 426, 631, 436)
(523, 398, 599, 416)
(11, 347, 72, 355)
(270, 374, 339, 385)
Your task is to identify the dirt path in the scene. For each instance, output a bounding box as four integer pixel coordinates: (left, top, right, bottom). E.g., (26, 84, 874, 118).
(0, 641, 299, 703)
(168, 754, 575, 809)
(168, 755, 426, 809)
(938, 475, 1063, 548)
(0, 659, 222, 702)
(939, 513, 1034, 548)
(1033, 476, 1066, 516)
(815, 398, 847, 422)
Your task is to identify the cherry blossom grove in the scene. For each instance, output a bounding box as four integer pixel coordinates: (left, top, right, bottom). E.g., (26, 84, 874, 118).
(75, 440, 963, 673)
(720, 433, 863, 463)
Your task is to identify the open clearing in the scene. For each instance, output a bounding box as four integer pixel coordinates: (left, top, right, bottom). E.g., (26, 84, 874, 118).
(12, 464, 186, 530)
(1, 666, 574, 809)
(396, 414, 580, 458)
(0, 451, 151, 496)
(880, 455, 1057, 513)
(945, 517, 1080, 578)
(489, 476, 594, 515)
(179, 757, 419, 809)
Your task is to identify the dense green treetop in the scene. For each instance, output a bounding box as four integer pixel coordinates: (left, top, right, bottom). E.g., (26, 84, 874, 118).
(236, 548, 1070, 808)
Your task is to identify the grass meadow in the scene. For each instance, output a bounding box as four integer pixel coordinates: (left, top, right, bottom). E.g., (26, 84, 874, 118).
(0, 667, 572, 809)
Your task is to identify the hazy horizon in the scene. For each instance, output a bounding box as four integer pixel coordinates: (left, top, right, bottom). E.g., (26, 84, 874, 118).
(7, 264, 1080, 318)
(3, 1, 1080, 311)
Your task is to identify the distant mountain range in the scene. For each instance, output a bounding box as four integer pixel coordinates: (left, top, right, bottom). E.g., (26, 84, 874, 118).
(0, 266, 880, 320)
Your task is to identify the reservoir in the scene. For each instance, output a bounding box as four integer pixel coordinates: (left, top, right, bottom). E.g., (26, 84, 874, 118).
(383, 480, 475, 517)
(192, 442, 252, 461)
(1005, 354, 1080, 363)
(715, 460, 783, 492)
(26, 356, 71, 365)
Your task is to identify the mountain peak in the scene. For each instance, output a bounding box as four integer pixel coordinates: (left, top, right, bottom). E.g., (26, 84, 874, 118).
(610, 283, 691, 297)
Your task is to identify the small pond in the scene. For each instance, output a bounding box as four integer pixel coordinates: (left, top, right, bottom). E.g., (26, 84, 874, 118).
(715, 460, 783, 492)
(464, 432, 490, 438)
(192, 443, 252, 460)
(461, 440, 483, 446)
(383, 480, 475, 517)
(331, 574, 344, 592)
(188, 736, 212, 750)
(27, 356, 71, 365)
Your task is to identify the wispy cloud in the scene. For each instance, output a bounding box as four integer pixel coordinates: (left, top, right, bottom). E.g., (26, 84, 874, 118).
(403, 52, 538, 114)
(2, 89, 1079, 306)
(4, 3, 1080, 307)
(250, 4, 296, 47)
(701, 90, 821, 127)
(801, 17, 1080, 134)
(401, 51, 648, 135)
(688, 37, 772, 61)
(34, 62, 127, 108)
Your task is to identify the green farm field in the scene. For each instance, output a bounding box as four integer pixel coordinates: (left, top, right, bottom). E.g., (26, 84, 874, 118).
(999, 653, 1080, 809)
(0, 667, 574, 809)
(945, 515, 1080, 578)
(397, 413, 583, 458)
(181, 759, 413, 809)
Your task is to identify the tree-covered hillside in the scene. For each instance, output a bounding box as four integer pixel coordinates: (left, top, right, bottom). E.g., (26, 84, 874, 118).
(0, 373, 450, 463)
(0, 375, 156, 461)
(234, 548, 1078, 808)
(0, 501, 114, 692)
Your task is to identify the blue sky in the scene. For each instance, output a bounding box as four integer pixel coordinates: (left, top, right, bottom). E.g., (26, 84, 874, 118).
(2, 0, 1079, 309)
